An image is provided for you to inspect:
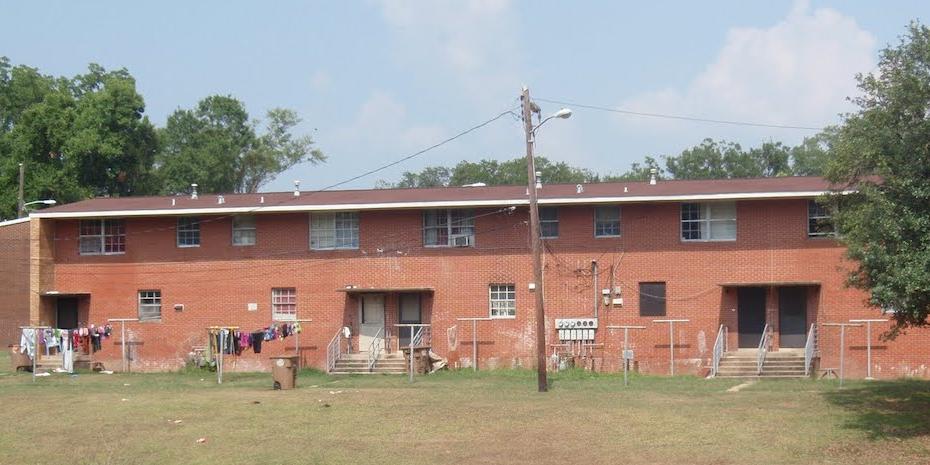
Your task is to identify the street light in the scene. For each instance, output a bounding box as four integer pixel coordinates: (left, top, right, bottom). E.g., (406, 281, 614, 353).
(24, 199, 57, 208)
(521, 87, 572, 392)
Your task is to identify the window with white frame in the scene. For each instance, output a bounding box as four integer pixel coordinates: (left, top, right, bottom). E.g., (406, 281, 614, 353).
(489, 284, 516, 318)
(594, 206, 621, 237)
(424, 209, 475, 247)
(138, 290, 162, 321)
(232, 215, 256, 246)
(271, 288, 297, 320)
(540, 207, 559, 238)
(310, 212, 359, 249)
(79, 219, 126, 255)
(681, 202, 736, 241)
(807, 200, 835, 237)
(177, 217, 200, 247)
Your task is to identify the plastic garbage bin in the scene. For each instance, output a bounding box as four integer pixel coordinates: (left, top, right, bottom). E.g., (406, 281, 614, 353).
(270, 356, 299, 390)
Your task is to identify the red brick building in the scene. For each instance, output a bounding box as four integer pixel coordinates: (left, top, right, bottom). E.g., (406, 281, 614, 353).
(0, 218, 31, 347)
(22, 177, 930, 378)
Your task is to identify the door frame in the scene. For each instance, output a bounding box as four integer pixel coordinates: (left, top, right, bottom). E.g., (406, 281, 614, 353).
(357, 293, 386, 352)
(737, 287, 767, 348)
(777, 286, 808, 348)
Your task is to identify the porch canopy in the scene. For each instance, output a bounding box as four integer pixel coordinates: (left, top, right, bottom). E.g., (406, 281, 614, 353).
(337, 286, 434, 294)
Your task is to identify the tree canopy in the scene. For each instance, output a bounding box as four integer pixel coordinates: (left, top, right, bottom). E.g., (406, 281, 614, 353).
(0, 58, 325, 219)
(825, 22, 930, 331)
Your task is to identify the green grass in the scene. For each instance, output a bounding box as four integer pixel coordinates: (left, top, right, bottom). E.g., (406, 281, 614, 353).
(1, 357, 928, 465)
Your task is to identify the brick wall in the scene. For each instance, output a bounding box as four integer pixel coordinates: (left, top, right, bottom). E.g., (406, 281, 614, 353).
(0, 219, 30, 347)
(39, 199, 930, 378)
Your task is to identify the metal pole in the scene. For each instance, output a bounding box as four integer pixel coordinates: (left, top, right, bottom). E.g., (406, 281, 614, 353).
(409, 326, 414, 384)
(623, 328, 629, 387)
(32, 329, 36, 383)
(218, 330, 224, 385)
(669, 321, 675, 376)
(865, 321, 871, 380)
(839, 325, 845, 387)
(17, 163, 25, 219)
(522, 86, 548, 393)
(472, 320, 478, 372)
(121, 321, 127, 373)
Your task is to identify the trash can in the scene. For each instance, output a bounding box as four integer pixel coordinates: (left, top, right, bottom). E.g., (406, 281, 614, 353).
(270, 356, 299, 390)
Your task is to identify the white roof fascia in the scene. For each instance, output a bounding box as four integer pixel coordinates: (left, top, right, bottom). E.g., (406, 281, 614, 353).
(0, 217, 31, 227)
(30, 190, 845, 219)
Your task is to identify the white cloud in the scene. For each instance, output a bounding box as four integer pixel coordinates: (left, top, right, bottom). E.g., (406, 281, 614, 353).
(619, 0, 876, 137)
(376, 0, 520, 106)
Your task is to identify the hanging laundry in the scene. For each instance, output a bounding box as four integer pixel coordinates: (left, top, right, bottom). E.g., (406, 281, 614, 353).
(251, 331, 264, 353)
(20, 328, 36, 358)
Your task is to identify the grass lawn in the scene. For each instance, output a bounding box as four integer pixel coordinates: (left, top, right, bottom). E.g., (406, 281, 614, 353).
(1, 356, 928, 465)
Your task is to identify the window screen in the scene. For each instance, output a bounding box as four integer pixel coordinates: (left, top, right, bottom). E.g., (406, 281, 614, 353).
(639, 282, 666, 317)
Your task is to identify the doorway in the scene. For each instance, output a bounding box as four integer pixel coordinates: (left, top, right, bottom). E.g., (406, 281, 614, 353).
(778, 287, 808, 348)
(56, 298, 79, 329)
(398, 293, 422, 347)
(358, 294, 385, 352)
(737, 287, 766, 348)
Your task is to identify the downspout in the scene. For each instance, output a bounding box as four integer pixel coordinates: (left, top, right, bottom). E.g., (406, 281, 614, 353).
(592, 260, 598, 319)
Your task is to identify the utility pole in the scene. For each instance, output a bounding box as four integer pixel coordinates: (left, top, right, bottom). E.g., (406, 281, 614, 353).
(17, 163, 25, 218)
(522, 86, 548, 392)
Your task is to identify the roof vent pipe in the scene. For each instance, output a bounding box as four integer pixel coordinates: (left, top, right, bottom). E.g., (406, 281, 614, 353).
(217, 195, 225, 205)
(171, 198, 176, 206)
(649, 169, 657, 186)
(260, 196, 265, 204)
(294, 180, 300, 197)
(576, 184, 584, 194)
(191, 184, 198, 200)
(535, 171, 542, 190)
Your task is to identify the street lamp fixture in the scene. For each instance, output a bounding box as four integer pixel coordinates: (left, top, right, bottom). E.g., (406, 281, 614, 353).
(24, 199, 57, 208)
(532, 108, 573, 135)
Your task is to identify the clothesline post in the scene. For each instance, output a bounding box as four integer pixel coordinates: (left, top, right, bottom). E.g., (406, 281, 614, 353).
(607, 325, 647, 386)
(457, 317, 493, 372)
(849, 319, 886, 380)
(20, 326, 50, 383)
(108, 318, 139, 373)
(822, 322, 862, 387)
(277, 318, 312, 370)
(654, 319, 689, 376)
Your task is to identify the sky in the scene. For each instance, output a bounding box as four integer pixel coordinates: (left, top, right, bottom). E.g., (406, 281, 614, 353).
(2, 0, 927, 191)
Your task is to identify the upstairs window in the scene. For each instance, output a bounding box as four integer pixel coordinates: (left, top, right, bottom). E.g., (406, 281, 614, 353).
(639, 282, 666, 317)
(271, 288, 297, 321)
(594, 206, 621, 237)
(232, 215, 256, 246)
(807, 200, 835, 237)
(79, 219, 125, 255)
(539, 207, 559, 239)
(177, 217, 200, 247)
(489, 284, 516, 318)
(310, 212, 359, 250)
(424, 209, 475, 247)
(681, 202, 736, 241)
(138, 290, 162, 321)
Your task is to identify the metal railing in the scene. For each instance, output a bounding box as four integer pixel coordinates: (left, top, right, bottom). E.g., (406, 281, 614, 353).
(711, 324, 727, 377)
(326, 328, 348, 373)
(804, 323, 817, 376)
(367, 327, 385, 372)
(756, 323, 772, 375)
(411, 326, 431, 347)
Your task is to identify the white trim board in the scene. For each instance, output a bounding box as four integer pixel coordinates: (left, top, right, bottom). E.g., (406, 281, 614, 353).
(0, 217, 30, 227)
(30, 190, 847, 219)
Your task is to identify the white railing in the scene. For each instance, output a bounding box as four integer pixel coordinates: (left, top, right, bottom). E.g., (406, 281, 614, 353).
(326, 328, 347, 373)
(756, 323, 772, 375)
(412, 326, 431, 347)
(711, 324, 727, 377)
(367, 327, 385, 372)
(804, 323, 817, 376)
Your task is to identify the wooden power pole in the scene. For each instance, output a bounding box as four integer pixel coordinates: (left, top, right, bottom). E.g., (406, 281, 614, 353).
(522, 86, 548, 392)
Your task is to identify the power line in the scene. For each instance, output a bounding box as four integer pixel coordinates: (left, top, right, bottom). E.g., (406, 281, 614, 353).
(535, 97, 825, 131)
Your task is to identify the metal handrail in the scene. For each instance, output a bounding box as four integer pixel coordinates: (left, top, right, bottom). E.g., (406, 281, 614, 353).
(756, 323, 772, 375)
(412, 326, 431, 347)
(326, 328, 346, 373)
(711, 324, 727, 377)
(803, 323, 817, 376)
(367, 327, 385, 372)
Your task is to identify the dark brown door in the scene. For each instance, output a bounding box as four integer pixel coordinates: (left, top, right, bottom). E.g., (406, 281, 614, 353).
(398, 293, 422, 346)
(778, 287, 808, 348)
(56, 298, 79, 329)
(737, 287, 766, 348)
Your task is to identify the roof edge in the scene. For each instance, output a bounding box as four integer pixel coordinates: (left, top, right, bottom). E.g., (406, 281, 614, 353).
(0, 217, 30, 227)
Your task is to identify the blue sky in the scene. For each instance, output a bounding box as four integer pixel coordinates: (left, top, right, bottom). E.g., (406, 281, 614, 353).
(2, 1, 926, 191)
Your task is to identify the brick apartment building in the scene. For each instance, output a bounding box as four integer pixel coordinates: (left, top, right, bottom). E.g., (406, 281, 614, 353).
(0, 218, 30, 347)
(14, 176, 930, 378)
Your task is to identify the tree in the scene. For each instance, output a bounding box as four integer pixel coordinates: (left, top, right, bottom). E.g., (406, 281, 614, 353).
(386, 156, 599, 188)
(790, 130, 836, 176)
(0, 60, 159, 219)
(156, 96, 324, 194)
(825, 22, 930, 330)
(604, 156, 665, 182)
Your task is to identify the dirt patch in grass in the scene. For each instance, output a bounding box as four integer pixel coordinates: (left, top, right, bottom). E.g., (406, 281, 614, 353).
(0, 367, 927, 465)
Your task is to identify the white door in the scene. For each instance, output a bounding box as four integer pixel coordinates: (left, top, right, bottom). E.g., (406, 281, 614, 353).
(358, 294, 385, 352)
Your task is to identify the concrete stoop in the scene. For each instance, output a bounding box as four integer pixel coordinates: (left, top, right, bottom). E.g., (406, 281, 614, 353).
(330, 352, 408, 375)
(715, 351, 808, 379)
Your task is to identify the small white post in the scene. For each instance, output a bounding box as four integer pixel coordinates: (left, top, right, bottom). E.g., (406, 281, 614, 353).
(218, 330, 224, 385)
(653, 320, 689, 376)
(606, 325, 646, 387)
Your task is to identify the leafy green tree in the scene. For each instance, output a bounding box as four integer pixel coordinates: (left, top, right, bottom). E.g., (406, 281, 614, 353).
(790, 130, 835, 176)
(0, 60, 158, 218)
(825, 22, 930, 330)
(388, 156, 598, 188)
(156, 96, 324, 194)
(604, 156, 665, 182)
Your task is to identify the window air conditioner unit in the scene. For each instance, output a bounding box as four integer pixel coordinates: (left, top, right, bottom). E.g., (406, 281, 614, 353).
(451, 235, 473, 247)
